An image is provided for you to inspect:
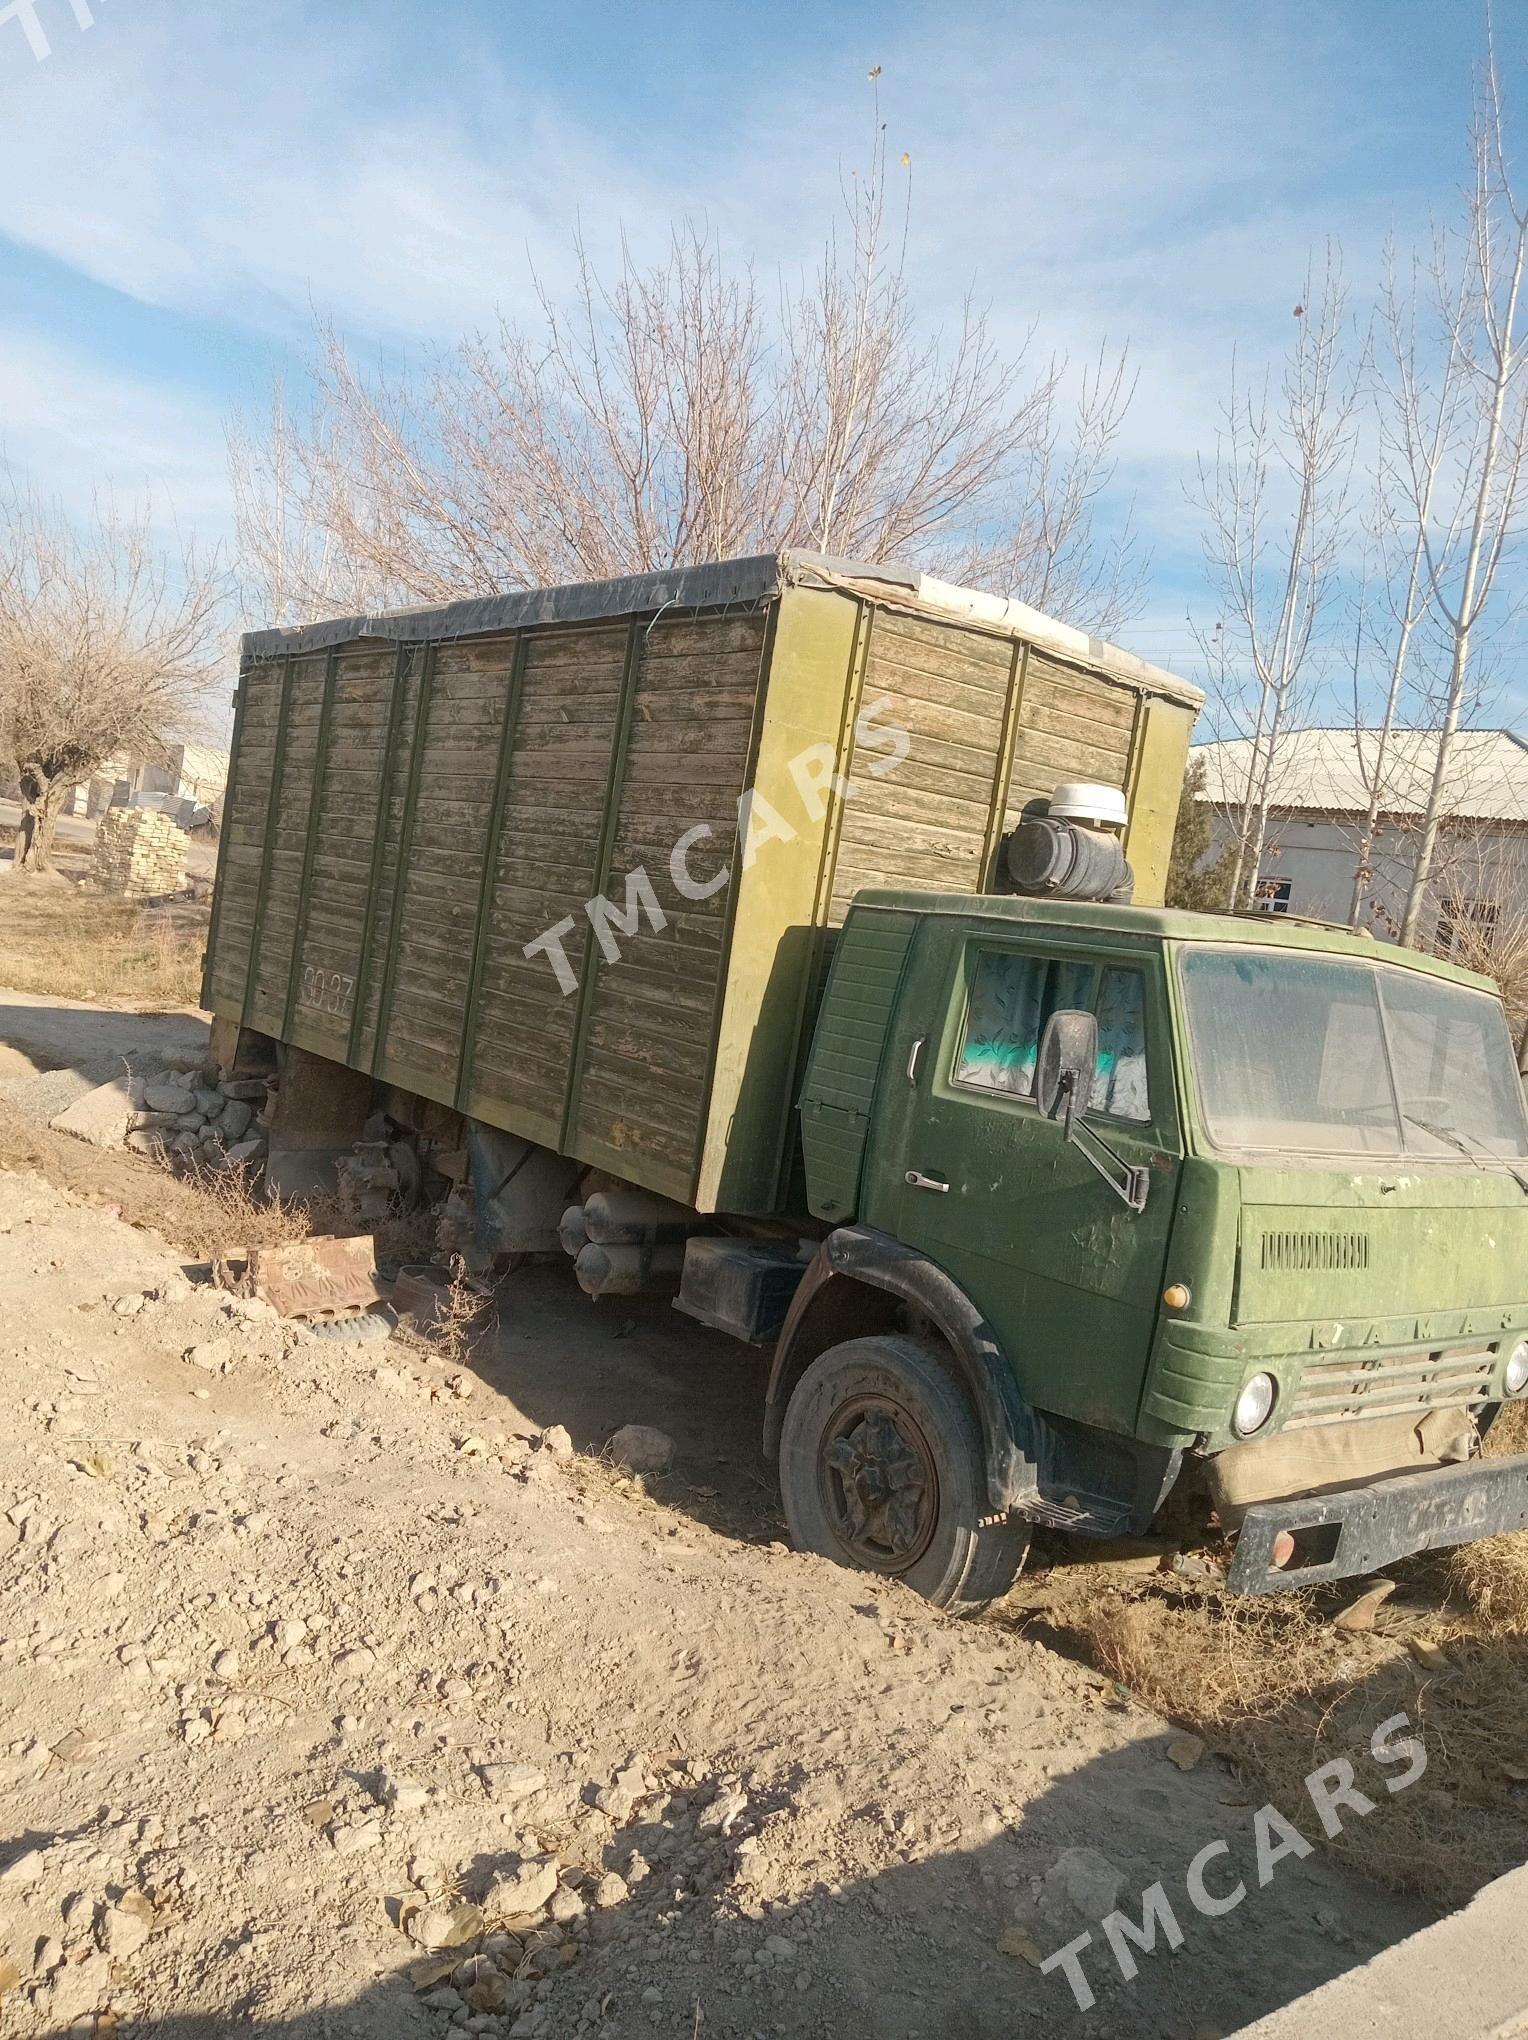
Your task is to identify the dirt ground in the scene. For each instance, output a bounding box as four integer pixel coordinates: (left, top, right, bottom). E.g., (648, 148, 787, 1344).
(0, 846, 210, 1011)
(0, 989, 1493, 2039)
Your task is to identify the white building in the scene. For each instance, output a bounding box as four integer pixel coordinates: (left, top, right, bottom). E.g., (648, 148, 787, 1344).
(1192, 727, 1528, 949)
(63, 742, 230, 824)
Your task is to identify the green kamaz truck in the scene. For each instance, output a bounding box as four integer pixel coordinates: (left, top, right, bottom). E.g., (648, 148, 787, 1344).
(205, 551, 1528, 1608)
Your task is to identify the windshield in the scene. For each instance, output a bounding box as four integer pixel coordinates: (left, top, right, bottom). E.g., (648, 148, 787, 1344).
(1179, 948, 1528, 1161)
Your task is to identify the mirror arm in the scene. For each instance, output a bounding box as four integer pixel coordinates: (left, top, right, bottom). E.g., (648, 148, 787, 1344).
(1058, 1075, 1150, 1213)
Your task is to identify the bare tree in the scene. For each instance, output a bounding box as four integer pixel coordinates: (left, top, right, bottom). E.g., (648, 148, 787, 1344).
(0, 484, 225, 871)
(226, 376, 382, 632)
(229, 101, 1143, 634)
(1383, 52, 1528, 946)
(1193, 251, 1360, 909)
(1346, 277, 1460, 926)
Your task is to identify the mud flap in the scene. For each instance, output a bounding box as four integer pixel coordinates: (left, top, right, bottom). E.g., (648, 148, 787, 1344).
(1228, 1449, 1528, 1594)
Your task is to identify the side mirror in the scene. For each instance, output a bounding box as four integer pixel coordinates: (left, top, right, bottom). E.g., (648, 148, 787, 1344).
(1036, 1009, 1098, 1124)
(1034, 1008, 1149, 1214)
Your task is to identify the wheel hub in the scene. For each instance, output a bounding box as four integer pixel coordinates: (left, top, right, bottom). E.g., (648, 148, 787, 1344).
(818, 1395, 938, 1574)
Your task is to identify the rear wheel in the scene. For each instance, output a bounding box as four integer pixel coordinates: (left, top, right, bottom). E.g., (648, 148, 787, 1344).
(778, 1334, 1029, 1614)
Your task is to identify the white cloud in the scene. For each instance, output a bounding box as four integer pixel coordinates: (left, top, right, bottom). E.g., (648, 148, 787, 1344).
(0, 0, 678, 343)
(0, 0, 1494, 695)
(0, 321, 229, 528)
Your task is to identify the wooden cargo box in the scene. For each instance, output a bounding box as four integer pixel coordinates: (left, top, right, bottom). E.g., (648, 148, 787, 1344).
(204, 552, 1201, 1214)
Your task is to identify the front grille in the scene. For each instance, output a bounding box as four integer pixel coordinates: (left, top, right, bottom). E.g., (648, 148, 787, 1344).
(1260, 1228, 1370, 1273)
(1284, 1344, 1496, 1430)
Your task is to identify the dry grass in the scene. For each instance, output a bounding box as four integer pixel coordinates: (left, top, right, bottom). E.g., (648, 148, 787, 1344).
(412, 1255, 494, 1369)
(176, 1154, 314, 1249)
(1013, 1399, 1528, 1911)
(0, 1101, 309, 1259)
(0, 870, 206, 1009)
(1442, 1400, 1528, 1632)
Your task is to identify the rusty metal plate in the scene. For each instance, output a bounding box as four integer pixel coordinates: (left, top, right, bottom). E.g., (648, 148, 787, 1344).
(215, 1235, 382, 1320)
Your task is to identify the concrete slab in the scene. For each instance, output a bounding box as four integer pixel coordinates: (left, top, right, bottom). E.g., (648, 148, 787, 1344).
(47, 1073, 136, 1147)
(1230, 1861, 1528, 2037)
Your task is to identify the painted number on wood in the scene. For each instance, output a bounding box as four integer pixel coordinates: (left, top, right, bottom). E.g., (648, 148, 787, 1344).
(300, 966, 355, 1019)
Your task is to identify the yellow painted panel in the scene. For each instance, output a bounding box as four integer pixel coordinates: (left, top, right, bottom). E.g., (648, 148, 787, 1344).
(696, 587, 862, 1214)
(1126, 698, 1198, 904)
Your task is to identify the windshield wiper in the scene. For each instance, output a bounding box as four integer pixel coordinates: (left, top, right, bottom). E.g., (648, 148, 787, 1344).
(1403, 1113, 1528, 1196)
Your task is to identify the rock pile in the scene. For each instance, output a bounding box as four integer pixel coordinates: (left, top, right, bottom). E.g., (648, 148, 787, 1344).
(125, 1063, 271, 1176)
(91, 807, 188, 899)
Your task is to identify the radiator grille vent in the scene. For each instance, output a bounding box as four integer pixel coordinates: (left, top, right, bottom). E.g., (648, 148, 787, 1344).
(1259, 1229, 1370, 1273)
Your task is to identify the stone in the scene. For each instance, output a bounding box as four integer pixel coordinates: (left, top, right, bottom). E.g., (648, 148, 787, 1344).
(98, 1894, 154, 1959)
(485, 1856, 560, 1918)
(212, 1649, 240, 1680)
(1045, 1846, 1124, 1920)
(0, 1845, 44, 1885)
(224, 1137, 266, 1168)
(186, 1340, 231, 1373)
(477, 1761, 546, 1805)
(142, 1078, 193, 1114)
(537, 1425, 574, 1461)
(218, 1099, 255, 1140)
(698, 1785, 748, 1835)
(592, 1872, 627, 1909)
(193, 1088, 223, 1116)
(219, 1078, 269, 1102)
(49, 1076, 134, 1149)
(606, 1424, 675, 1476)
(334, 1647, 376, 1677)
(126, 1130, 167, 1156)
(998, 1924, 1046, 1964)
(42, 1948, 111, 2022)
(330, 1818, 383, 1854)
(271, 1618, 307, 1651)
(380, 1770, 429, 1813)
(410, 1901, 484, 1950)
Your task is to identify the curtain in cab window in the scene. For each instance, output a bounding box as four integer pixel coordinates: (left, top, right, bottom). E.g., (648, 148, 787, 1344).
(955, 952, 1150, 1121)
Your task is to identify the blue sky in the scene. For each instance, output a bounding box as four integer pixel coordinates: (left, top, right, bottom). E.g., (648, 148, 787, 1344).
(0, 0, 1520, 699)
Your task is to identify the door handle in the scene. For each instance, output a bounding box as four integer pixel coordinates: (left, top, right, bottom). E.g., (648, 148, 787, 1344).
(904, 1169, 949, 1193)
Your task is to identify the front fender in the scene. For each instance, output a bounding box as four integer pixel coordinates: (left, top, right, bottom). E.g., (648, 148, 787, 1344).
(763, 1225, 1041, 1514)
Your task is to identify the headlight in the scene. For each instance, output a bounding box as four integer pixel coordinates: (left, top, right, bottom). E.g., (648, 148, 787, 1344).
(1233, 1372, 1277, 1437)
(1505, 1341, 1528, 1397)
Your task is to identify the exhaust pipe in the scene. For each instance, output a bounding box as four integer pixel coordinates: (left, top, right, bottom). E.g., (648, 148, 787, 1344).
(573, 1240, 686, 1298)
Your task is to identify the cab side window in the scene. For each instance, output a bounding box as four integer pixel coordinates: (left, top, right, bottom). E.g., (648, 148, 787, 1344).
(953, 950, 1151, 1122)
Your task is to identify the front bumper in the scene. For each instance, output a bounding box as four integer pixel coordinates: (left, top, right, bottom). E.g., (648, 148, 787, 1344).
(1227, 1450, 1528, 1595)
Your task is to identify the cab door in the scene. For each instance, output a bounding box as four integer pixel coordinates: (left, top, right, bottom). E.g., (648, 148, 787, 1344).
(876, 923, 1183, 1434)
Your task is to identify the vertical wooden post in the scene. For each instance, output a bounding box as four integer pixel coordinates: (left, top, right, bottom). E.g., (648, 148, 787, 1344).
(455, 635, 529, 1112)
(282, 646, 340, 1040)
(241, 653, 297, 1032)
(349, 641, 414, 1067)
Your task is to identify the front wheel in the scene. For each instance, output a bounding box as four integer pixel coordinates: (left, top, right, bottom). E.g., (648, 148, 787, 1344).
(778, 1334, 1029, 1614)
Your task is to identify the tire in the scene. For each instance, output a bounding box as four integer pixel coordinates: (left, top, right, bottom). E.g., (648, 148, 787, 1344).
(303, 1308, 397, 1343)
(778, 1333, 1029, 1614)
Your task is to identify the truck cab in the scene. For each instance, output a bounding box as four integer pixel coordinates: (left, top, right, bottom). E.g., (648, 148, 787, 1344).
(777, 891, 1528, 1605)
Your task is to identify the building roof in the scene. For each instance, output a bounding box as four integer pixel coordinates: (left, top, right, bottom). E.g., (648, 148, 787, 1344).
(1193, 726, 1528, 825)
(242, 550, 1202, 709)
